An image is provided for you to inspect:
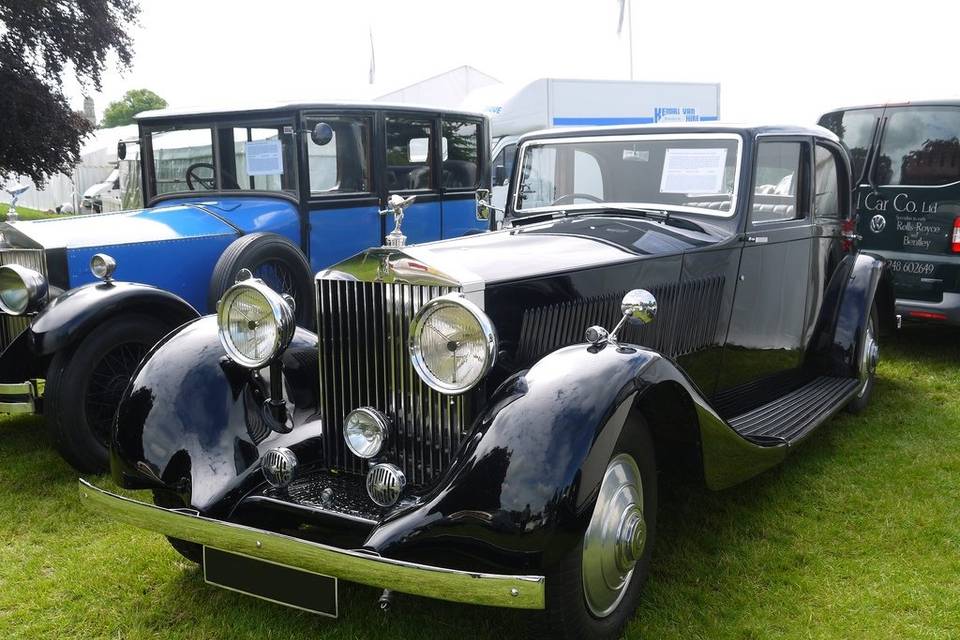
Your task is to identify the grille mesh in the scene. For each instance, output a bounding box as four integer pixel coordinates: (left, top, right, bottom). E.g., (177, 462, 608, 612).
(317, 279, 468, 486)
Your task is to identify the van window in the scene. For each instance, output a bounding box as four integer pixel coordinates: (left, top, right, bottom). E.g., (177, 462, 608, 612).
(492, 143, 516, 187)
(814, 145, 840, 218)
(751, 141, 801, 223)
(386, 116, 433, 191)
(305, 116, 372, 194)
(818, 108, 881, 182)
(440, 119, 480, 189)
(876, 107, 960, 186)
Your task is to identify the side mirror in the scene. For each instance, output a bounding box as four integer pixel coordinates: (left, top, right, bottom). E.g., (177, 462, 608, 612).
(311, 122, 334, 146)
(476, 188, 491, 221)
(117, 141, 127, 160)
(621, 289, 658, 325)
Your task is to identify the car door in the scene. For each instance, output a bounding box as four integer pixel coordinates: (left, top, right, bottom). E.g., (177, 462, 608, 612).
(383, 112, 443, 245)
(716, 137, 815, 405)
(303, 111, 382, 271)
(439, 117, 489, 238)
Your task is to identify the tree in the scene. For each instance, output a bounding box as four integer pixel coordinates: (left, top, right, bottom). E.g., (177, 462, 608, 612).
(0, 0, 140, 186)
(101, 88, 167, 128)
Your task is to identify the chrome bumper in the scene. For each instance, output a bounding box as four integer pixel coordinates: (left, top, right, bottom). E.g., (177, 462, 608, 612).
(0, 379, 43, 415)
(78, 479, 545, 610)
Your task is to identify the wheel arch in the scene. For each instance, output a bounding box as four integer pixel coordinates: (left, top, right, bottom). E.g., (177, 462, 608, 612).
(28, 282, 199, 357)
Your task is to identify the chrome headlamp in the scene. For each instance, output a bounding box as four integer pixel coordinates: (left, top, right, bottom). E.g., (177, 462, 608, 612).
(90, 253, 117, 281)
(344, 407, 390, 459)
(216, 278, 295, 369)
(409, 293, 497, 394)
(0, 264, 48, 315)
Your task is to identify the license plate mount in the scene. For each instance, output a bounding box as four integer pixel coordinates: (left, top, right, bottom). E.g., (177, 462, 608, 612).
(203, 546, 338, 617)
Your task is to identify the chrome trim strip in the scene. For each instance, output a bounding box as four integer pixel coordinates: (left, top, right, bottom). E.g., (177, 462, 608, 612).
(79, 480, 545, 610)
(0, 379, 42, 415)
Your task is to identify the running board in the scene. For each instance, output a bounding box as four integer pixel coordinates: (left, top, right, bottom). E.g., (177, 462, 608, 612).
(729, 376, 860, 446)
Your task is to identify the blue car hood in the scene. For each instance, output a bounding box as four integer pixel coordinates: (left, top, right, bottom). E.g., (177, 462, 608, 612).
(1, 204, 236, 251)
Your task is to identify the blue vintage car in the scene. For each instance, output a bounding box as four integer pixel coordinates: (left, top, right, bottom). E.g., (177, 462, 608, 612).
(0, 102, 490, 471)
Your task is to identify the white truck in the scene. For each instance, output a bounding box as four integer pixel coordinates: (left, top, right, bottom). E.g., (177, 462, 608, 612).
(469, 78, 721, 210)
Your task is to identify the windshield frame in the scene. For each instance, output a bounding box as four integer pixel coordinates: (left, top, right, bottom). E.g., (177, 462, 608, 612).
(510, 132, 744, 219)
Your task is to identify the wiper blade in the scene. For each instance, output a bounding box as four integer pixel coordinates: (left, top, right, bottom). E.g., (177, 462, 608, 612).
(575, 205, 707, 233)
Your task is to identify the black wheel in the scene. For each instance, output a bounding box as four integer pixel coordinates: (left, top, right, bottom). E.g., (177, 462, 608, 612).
(208, 233, 315, 328)
(152, 489, 203, 564)
(534, 420, 658, 640)
(45, 314, 171, 473)
(847, 305, 879, 414)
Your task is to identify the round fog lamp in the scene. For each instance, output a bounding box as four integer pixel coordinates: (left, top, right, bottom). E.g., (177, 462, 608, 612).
(217, 279, 295, 369)
(0, 264, 48, 316)
(90, 253, 117, 281)
(344, 407, 389, 459)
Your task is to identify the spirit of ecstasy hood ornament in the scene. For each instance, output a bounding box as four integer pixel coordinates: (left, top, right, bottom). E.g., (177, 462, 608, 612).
(380, 194, 416, 248)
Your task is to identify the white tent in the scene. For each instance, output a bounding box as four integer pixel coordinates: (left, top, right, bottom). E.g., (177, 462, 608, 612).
(375, 65, 501, 109)
(1, 124, 138, 212)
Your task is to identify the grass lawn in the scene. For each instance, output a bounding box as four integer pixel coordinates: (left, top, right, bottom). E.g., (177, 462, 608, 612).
(0, 326, 957, 639)
(3, 205, 62, 221)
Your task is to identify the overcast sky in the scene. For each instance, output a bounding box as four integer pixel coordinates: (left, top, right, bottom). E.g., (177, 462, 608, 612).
(63, 0, 960, 126)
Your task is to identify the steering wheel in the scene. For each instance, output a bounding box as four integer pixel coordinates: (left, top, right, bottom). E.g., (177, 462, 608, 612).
(551, 192, 604, 206)
(185, 163, 216, 190)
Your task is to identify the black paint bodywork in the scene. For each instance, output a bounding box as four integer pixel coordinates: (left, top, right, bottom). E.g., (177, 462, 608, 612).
(110, 124, 894, 577)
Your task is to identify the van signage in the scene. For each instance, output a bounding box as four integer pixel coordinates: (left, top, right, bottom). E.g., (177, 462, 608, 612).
(856, 191, 939, 215)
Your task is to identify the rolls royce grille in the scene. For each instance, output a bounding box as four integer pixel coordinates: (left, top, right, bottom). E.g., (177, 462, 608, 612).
(316, 279, 470, 486)
(0, 248, 47, 352)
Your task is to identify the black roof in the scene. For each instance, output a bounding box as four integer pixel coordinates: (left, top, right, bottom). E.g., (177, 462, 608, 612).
(820, 99, 960, 114)
(136, 101, 486, 122)
(518, 122, 837, 143)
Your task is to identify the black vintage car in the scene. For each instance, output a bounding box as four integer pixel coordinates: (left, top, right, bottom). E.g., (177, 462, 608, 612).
(80, 124, 893, 639)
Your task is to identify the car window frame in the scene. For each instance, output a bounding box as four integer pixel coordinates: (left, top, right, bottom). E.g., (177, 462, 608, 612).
(747, 135, 811, 229)
(301, 110, 377, 199)
(813, 140, 849, 221)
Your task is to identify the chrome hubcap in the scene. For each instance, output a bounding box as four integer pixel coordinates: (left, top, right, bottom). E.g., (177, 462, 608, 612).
(582, 453, 646, 618)
(858, 317, 879, 398)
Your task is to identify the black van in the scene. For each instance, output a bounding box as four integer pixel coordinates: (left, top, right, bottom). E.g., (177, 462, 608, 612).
(819, 101, 960, 324)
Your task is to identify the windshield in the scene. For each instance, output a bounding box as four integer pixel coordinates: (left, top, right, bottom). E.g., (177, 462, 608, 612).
(514, 134, 741, 217)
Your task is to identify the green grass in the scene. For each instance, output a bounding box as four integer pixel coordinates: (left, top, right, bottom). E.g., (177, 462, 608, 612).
(3, 205, 61, 221)
(1, 327, 958, 639)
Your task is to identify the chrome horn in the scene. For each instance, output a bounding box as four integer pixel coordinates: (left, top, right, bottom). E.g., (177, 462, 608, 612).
(585, 289, 657, 346)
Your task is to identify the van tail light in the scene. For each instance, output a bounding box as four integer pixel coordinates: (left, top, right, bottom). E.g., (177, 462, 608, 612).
(952, 217, 960, 253)
(909, 310, 948, 321)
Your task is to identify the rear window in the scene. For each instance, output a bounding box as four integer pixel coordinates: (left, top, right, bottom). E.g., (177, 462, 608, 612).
(818, 108, 881, 182)
(875, 107, 960, 186)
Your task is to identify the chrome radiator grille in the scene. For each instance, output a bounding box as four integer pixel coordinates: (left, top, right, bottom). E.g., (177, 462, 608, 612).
(317, 279, 469, 486)
(0, 249, 47, 351)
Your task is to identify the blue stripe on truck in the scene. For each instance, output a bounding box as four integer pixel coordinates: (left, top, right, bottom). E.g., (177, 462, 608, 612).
(552, 116, 719, 126)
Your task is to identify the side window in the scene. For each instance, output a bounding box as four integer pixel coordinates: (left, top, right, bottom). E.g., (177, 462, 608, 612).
(752, 141, 801, 224)
(518, 145, 557, 208)
(150, 127, 214, 195)
(814, 145, 841, 218)
(231, 127, 297, 192)
(386, 116, 433, 192)
(875, 107, 960, 186)
(492, 143, 516, 187)
(306, 116, 372, 195)
(818, 108, 881, 182)
(440, 119, 480, 189)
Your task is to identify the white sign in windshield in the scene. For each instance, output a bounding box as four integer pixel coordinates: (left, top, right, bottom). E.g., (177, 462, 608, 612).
(660, 148, 727, 194)
(245, 139, 283, 176)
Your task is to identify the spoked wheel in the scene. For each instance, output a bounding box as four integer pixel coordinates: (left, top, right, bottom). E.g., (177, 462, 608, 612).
(84, 342, 151, 446)
(208, 233, 315, 329)
(535, 421, 658, 640)
(847, 306, 879, 414)
(45, 314, 171, 473)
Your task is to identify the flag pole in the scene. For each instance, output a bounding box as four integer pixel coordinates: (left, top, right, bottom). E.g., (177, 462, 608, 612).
(627, 0, 634, 80)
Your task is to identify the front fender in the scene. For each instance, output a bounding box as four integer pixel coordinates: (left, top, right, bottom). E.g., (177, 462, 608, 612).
(28, 281, 199, 356)
(111, 316, 321, 517)
(364, 341, 786, 572)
